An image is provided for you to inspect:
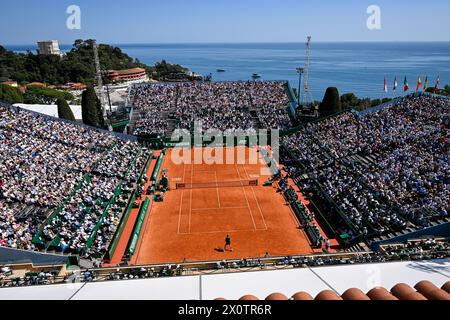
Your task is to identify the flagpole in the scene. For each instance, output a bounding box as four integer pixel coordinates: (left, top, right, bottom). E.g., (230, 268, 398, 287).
(393, 76, 397, 99)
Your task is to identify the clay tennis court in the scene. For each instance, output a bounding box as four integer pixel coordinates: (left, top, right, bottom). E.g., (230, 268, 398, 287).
(131, 147, 313, 265)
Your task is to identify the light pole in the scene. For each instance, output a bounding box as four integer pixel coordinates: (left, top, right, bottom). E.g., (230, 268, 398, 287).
(100, 70, 113, 114)
(296, 67, 304, 107)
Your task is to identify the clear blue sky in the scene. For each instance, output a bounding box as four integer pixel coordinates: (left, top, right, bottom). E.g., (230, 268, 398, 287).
(1, 0, 449, 45)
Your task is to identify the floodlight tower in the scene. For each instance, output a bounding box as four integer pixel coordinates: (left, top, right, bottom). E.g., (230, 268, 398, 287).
(93, 40, 112, 131)
(301, 36, 314, 108)
(296, 67, 304, 104)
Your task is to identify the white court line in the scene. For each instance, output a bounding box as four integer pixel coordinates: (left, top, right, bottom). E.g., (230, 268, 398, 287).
(214, 171, 221, 208)
(191, 206, 249, 212)
(242, 164, 268, 230)
(234, 164, 257, 231)
(177, 163, 187, 235)
(178, 228, 268, 236)
(189, 161, 194, 234)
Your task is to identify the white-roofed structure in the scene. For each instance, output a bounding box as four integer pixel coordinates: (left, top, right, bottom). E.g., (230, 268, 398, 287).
(13, 104, 83, 121)
(13, 103, 120, 121)
(0, 259, 448, 300)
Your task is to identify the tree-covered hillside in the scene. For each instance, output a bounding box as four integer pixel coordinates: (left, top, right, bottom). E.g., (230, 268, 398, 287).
(0, 39, 193, 85)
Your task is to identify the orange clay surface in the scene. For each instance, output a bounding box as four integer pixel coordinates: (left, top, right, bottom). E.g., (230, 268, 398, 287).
(131, 147, 314, 265)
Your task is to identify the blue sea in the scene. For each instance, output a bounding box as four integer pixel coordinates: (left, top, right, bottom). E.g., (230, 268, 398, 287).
(6, 42, 450, 99)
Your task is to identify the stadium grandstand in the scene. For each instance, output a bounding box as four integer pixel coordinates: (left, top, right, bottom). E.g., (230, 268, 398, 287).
(0, 90, 449, 300)
(281, 94, 449, 251)
(0, 102, 150, 265)
(127, 81, 295, 138)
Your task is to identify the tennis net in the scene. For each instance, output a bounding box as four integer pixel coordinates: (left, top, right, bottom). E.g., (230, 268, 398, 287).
(176, 180, 258, 190)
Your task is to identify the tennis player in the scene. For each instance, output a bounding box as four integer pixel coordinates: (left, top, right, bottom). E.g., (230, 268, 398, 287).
(224, 234, 233, 252)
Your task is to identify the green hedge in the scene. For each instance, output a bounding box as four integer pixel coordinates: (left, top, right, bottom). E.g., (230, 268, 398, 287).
(151, 153, 164, 181)
(106, 190, 137, 261)
(127, 198, 151, 256)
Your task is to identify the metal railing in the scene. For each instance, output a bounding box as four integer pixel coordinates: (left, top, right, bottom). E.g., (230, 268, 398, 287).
(2, 239, 448, 288)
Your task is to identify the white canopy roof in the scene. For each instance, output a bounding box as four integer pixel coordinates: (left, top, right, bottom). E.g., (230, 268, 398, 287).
(0, 259, 448, 300)
(13, 104, 83, 120)
(13, 104, 119, 121)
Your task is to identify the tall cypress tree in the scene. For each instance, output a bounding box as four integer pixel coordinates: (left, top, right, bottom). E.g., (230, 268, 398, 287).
(96, 97, 106, 128)
(81, 86, 100, 127)
(319, 87, 342, 117)
(57, 98, 76, 121)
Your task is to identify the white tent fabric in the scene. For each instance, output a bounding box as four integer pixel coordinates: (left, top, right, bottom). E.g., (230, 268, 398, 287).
(13, 104, 120, 121)
(0, 259, 448, 300)
(0, 283, 83, 300)
(202, 268, 329, 300)
(72, 276, 200, 300)
(13, 104, 83, 120)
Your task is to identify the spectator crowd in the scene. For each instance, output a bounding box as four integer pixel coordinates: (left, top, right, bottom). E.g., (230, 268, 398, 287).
(282, 95, 449, 240)
(0, 106, 149, 261)
(130, 81, 292, 136)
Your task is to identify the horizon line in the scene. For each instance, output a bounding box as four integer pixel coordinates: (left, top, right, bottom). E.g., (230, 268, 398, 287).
(4, 40, 450, 47)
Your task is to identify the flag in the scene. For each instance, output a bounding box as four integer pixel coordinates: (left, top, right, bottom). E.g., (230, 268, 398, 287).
(384, 77, 388, 93)
(423, 76, 428, 91)
(416, 76, 422, 92)
(393, 77, 398, 92)
(434, 76, 440, 93)
(404, 77, 409, 92)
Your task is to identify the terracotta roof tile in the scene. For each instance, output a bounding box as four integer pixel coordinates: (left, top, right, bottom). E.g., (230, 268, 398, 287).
(391, 283, 427, 301)
(315, 290, 343, 301)
(415, 281, 450, 300)
(225, 281, 449, 301)
(291, 292, 314, 301)
(341, 288, 370, 301)
(366, 287, 398, 300)
(239, 295, 259, 301)
(265, 293, 289, 301)
(107, 68, 146, 76)
(442, 281, 450, 294)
